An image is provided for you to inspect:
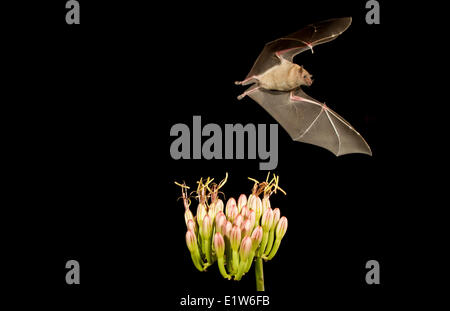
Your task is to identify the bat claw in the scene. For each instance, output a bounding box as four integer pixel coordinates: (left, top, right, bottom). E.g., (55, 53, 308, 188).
(237, 94, 245, 100)
(235, 81, 242, 85)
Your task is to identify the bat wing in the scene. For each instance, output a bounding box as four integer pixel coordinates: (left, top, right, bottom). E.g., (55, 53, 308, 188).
(247, 87, 372, 156)
(245, 17, 352, 79)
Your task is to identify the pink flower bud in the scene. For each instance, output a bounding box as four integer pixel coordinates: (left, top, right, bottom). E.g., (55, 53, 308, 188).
(261, 208, 274, 231)
(184, 209, 194, 226)
(239, 236, 253, 261)
(214, 232, 225, 257)
(241, 206, 249, 218)
(241, 219, 253, 237)
(247, 209, 256, 228)
(230, 225, 241, 250)
(215, 212, 226, 234)
(272, 208, 281, 230)
(227, 204, 239, 223)
(251, 226, 263, 246)
(201, 215, 212, 238)
(234, 214, 243, 228)
(185, 229, 197, 252)
(225, 197, 236, 216)
(237, 194, 247, 212)
(276, 216, 288, 239)
(222, 221, 232, 237)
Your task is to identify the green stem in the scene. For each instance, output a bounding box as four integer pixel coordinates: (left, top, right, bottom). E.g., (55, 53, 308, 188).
(225, 238, 232, 274)
(204, 235, 212, 263)
(190, 249, 205, 271)
(232, 250, 240, 274)
(264, 229, 275, 255)
(235, 259, 248, 281)
(257, 231, 269, 257)
(265, 239, 281, 261)
(200, 235, 206, 258)
(245, 250, 256, 273)
(255, 257, 264, 291)
(217, 257, 231, 280)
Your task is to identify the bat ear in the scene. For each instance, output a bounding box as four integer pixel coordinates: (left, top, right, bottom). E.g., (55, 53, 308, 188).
(299, 65, 304, 74)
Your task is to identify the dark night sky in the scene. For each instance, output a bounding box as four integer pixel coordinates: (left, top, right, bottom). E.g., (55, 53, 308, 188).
(4, 0, 442, 309)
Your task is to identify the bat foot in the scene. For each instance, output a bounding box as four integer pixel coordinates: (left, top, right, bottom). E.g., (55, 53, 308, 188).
(235, 76, 258, 86)
(237, 86, 260, 100)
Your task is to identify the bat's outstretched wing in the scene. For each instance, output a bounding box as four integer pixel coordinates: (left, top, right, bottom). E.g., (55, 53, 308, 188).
(247, 87, 372, 156)
(245, 17, 352, 79)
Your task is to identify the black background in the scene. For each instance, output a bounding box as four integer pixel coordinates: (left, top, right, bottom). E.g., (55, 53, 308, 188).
(4, 0, 442, 309)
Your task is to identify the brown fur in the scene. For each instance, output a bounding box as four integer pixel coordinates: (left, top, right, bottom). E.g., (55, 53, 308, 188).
(258, 59, 311, 91)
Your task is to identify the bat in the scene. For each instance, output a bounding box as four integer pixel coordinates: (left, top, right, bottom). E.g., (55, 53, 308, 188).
(235, 17, 372, 156)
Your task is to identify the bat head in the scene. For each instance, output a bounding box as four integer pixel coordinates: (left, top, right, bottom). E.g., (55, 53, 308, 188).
(299, 66, 313, 87)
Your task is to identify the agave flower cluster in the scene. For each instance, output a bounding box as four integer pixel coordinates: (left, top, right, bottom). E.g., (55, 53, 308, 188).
(177, 174, 288, 287)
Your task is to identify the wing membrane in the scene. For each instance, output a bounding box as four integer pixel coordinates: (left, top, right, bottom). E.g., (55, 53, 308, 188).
(245, 17, 352, 78)
(247, 87, 371, 156)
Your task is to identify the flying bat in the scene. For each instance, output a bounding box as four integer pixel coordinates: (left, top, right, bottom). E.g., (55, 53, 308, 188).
(235, 17, 372, 156)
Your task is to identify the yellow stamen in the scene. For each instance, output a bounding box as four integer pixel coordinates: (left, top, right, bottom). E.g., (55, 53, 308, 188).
(248, 177, 260, 184)
(218, 172, 228, 190)
(174, 181, 190, 189)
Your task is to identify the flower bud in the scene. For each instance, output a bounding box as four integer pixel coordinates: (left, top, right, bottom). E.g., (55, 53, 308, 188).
(247, 209, 256, 228)
(201, 215, 213, 238)
(239, 236, 253, 261)
(252, 197, 263, 224)
(241, 219, 253, 237)
(251, 226, 263, 246)
(187, 219, 196, 233)
(275, 216, 288, 239)
(208, 207, 216, 221)
(225, 197, 237, 216)
(261, 208, 274, 231)
(214, 199, 224, 214)
(237, 194, 247, 213)
(272, 208, 281, 230)
(185, 229, 197, 252)
(234, 214, 243, 228)
(262, 196, 271, 215)
(215, 212, 226, 234)
(222, 220, 232, 237)
(247, 194, 255, 210)
(213, 232, 225, 257)
(230, 225, 242, 250)
(184, 209, 194, 226)
(241, 205, 249, 218)
(227, 204, 239, 223)
(196, 203, 207, 227)
(248, 194, 257, 210)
